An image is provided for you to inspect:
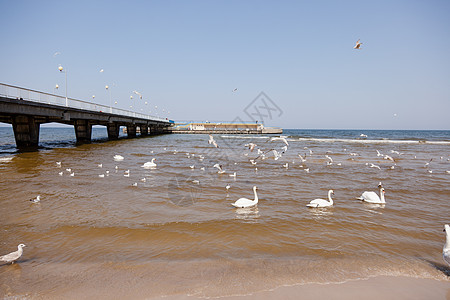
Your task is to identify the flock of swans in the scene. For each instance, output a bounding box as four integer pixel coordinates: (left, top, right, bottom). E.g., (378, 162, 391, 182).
(2, 133, 449, 269)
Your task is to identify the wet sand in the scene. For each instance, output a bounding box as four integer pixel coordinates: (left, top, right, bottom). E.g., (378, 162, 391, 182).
(158, 276, 450, 300)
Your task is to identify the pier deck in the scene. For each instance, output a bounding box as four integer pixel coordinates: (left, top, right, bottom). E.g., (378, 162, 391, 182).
(0, 83, 172, 149)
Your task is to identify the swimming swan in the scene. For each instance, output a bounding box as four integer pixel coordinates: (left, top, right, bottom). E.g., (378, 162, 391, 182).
(358, 184, 385, 204)
(443, 224, 450, 266)
(307, 190, 334, 208)
(232, 186, 258, 208)
(141, 158, 157, 169)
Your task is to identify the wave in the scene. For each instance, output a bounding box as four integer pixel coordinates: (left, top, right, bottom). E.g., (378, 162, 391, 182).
(294, 137, 450, 145)
(0, 156, 14, 162)
(221, 135, 271, 139)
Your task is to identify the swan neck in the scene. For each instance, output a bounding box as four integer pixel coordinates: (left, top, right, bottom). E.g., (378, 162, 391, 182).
(328, 191, 333, 204)
(445, 231, 450, 250)
(253, 188, 258, 203)
(380, 188, 385, 203)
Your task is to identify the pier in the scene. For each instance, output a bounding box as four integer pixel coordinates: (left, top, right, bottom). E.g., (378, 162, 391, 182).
(171, 122, 282, 134)
(0, 83, 173, 149)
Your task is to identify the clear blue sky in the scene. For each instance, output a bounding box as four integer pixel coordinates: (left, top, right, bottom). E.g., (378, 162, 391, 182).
(1, 0, 449, 129)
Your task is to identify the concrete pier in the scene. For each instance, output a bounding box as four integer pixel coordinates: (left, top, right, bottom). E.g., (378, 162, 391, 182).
(74, 119, 92, 143)
(0, 83, 173, 149)
(107, 123, 120, 140)
(140, 125, 149, 136)
(11, 115, 40, 148)
(126, 125, 137, 138)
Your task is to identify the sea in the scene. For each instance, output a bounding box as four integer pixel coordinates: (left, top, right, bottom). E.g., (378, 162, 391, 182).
(0, 127, 449, 298)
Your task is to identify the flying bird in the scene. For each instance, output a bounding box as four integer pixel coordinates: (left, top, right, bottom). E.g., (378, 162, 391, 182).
(354, 39, 362, 49)
(268, 136, 289, 146)
(133, 90, 143, 99)
(208, 135, 219, 148)
(213, 163, 226, 174)
(245, 143, 257, 152)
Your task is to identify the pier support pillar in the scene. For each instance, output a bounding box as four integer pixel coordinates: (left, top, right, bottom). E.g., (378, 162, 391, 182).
(74, 120, 92, 144)
(107, 123, 120, 140)
(12, 115, 40, 149)
(127, 125, 137, 138)
(140, 125, 149, 136)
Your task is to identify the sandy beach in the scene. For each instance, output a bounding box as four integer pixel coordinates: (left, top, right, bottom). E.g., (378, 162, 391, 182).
(159, 276, 450, 300)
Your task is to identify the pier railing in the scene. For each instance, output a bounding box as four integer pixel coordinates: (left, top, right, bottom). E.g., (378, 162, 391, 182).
(0, 83, 169, 123)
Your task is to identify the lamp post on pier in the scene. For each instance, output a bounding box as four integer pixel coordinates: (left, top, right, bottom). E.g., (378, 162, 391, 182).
(58, 65, 68, 106)
(106, 85, 112, 113)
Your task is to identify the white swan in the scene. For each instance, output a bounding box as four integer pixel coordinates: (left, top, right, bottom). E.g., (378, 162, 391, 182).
(307, 190, 334, 208)
(141, 158, 157, 169)
(232, 186, 258, 208)
(114, 155, 124, 161)
(0, 244, 26, 264)
(357, 185, 385, 204)
(443, 224, 450, 266)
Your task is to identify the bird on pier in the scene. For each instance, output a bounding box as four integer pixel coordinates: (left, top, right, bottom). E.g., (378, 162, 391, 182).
(1, 244, 26, 264)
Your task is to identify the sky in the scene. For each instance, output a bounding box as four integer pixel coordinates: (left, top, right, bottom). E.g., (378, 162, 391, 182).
(0, 0, 449, 130)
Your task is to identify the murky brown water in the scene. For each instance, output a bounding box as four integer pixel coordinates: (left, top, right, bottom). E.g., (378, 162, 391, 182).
(1, 130, 450, 298)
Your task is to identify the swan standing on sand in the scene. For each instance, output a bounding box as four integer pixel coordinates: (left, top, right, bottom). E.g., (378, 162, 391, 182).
(0, 244, 26, 264)
(357, 183, 385, 204)
(232, 186, 258, 208)
(141, 158, 157, 169)
(307, 190, 334, 208)
(443, 224, 450, 266)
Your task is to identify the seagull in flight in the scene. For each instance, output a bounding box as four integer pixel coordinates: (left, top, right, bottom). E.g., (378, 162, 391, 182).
(245, 143, 257, 152)
(213, 163, 226, 174)
(208, 135, 219, 148)
(354, 39, 362, 49)
(268, 136, 289, 146)
(132, 90, 143, 99)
